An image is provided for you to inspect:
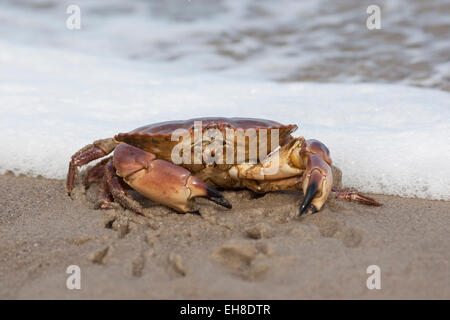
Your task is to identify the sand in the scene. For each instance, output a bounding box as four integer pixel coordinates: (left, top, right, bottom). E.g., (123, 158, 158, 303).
(0, 172, 449, 299)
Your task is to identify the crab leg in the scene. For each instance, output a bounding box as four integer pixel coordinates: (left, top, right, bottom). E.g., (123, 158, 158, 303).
(85, 157, 111, 187)
(332, 189, 381, 206)
(113, 143, 232, 213)
(67, 138, 117, 195)
(95, 177, 115, 210)
(104, 158, 144, 214)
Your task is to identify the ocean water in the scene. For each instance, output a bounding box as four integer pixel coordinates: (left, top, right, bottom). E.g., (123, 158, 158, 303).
(1, 0, 449, 89)
(0, 0, 449, 200)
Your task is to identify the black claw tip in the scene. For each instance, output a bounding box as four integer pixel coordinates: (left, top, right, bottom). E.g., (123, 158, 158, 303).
(299, 204, 318, 215)
(206, 186, 232, 209)
(308, 204, 318, 214)
(299, 182, 318, 215)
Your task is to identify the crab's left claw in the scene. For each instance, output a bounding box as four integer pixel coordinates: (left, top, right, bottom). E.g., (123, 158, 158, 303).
(299, 154, 333, 215)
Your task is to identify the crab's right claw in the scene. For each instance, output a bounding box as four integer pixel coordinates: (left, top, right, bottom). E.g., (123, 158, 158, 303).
(114, 143, 231, 213)
(299, 154, 333, 215)
(188, 176, 232, 209)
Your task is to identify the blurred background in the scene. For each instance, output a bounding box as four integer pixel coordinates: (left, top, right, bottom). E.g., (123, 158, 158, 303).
(1, 0, 449, 90)
(0, 0, 449, 199)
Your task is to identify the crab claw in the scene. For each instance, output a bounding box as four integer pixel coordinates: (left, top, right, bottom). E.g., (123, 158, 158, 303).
(299, 154, 333, 215)
(114, 143, 231, 213)
(187, 176, 232, 209)
(300, 182, 319, 215)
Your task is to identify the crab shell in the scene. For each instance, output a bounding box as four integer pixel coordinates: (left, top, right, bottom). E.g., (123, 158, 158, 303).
(114, 117, 298, 169)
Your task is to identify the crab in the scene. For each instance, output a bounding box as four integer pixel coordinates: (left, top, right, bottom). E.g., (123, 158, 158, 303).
(67, 117, 380, 215)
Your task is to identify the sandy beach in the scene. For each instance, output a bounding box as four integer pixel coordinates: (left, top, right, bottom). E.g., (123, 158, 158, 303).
(1, 172, 448, 299)
(0, 0, 449, 302)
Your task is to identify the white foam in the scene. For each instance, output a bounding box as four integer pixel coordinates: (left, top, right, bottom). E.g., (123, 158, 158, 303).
(1, 41, 449, 200)
(0, 0, 449, 89)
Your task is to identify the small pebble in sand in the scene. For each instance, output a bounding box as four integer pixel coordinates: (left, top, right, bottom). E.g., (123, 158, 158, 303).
(147, 219, 161, 230)
(218, 221, 234, 230)
(87, 246, 109, 264)
(69, 236, 93, 246)
(168, 253, 187, 276)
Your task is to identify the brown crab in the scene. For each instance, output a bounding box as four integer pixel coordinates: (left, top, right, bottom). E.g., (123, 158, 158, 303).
(67, 117, 380, 215)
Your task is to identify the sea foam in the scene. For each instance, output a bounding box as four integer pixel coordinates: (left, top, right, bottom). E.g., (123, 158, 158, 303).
(1, 41, 449, 200)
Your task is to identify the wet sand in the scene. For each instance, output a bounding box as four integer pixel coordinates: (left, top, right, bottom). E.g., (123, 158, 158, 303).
(0, 172, 449, 299)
